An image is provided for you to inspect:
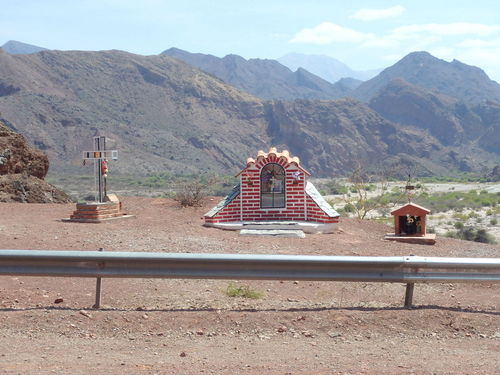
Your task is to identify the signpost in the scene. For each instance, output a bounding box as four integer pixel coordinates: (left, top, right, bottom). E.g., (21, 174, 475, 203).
(82, 136, 118, 203)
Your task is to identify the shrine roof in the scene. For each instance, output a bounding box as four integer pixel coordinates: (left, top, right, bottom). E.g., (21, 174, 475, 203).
(204, 183, 240, 218)
(391, 202, 430, 216)
(236, 147, 310, 176)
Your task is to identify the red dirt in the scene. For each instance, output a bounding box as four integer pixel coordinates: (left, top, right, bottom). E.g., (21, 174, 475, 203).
(0, 196, 499, 374)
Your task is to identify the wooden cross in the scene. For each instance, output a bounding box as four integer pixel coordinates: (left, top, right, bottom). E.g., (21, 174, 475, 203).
(82, 136, 118, 203)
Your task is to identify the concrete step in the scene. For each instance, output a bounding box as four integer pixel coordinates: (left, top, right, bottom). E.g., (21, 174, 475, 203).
(242, 221, 301, 230)
(239, 229, 305, 238)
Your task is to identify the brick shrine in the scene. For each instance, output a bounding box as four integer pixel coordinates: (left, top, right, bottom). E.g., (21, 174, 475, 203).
(204, 148, 339, 234)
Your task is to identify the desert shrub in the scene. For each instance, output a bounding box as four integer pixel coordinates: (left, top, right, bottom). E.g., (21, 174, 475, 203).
(342, 203, 355, 213)
(413, 191, 500, 213)
(323, 180, 349, 195)
(173, 176, 218, 207)
(452, 213, 468, 221)
(490, 218, 498, 226)
(474, 229, 496, 244)
(174, 182, 206, 207)
(224, 282, 263, 299)
(365, 184, 377, 191)
(446, 226, 496, 244)
(454, 221, 464, 230)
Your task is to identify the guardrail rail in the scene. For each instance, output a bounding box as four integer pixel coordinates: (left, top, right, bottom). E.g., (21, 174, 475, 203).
(0, 249, 498, 308)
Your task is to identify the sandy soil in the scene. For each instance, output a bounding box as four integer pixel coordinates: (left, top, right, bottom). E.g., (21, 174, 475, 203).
(0, 196, 499, 374)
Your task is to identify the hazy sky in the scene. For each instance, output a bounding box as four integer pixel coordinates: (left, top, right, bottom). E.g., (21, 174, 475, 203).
(2, 0, 500, 81)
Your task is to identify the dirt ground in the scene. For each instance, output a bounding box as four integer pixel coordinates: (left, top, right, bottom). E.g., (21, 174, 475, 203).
(0, 196, 499, 374)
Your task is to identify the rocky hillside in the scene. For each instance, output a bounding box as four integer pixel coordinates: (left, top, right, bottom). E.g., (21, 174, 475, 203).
(162, 48, 346, 100)
(0, 119, 71, 202)
(265, 98, 446, 175)
(353, 51, 500, 104)
(0, 48, 498, 179)
(369, 79, 484, 146)
(368, 79, 499, 172)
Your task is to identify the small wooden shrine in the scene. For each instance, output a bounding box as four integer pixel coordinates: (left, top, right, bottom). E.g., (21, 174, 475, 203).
(385, 202, 436, 245)
(204, 147, 339, 235)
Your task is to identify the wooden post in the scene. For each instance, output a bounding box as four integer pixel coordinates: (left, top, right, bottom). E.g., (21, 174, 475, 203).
(404, 282, 414, 308)
(92, 247, 104, 309)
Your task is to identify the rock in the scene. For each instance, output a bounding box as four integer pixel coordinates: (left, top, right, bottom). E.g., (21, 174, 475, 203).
(196, 330, 204, 335)
(79, 310, 92, 318)
(277, 326, 287, 333)
(54, 298, 64, 304)
(302, 330, 314, 338)
(180, 352, 187, 357)
(0, 119, 71, 203)
(328, 332, 342, 338)
(0, 120, 48, 178)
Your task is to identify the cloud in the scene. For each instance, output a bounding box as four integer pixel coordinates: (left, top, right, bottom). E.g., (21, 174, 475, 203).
(428, 47, 455, 60)
(350, 5, 405, 21)
(290, 22, 374, 44)
(379, 23, 500, 51)
(392, 23, 500, 39)
(458, 38, 500, 48)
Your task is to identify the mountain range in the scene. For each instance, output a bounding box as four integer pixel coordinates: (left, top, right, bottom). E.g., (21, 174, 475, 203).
(0, 42, 498, 179)
(162, 48, 350, 100)
(277, 53, 380, 82)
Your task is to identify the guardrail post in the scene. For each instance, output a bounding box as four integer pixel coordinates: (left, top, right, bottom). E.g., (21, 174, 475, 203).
(404, 283, 414, 308)
(92, 248, 104, 309)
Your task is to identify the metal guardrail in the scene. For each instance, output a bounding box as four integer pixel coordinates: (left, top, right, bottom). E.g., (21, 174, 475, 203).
(0, 249, 499, 308)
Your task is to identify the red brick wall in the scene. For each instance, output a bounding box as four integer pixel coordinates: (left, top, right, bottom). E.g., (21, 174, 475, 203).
(305, 196, 339, 224)
(206, 155, 339, 224)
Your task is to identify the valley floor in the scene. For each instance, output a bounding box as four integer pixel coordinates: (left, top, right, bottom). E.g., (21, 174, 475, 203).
(0, 197, 498, 374)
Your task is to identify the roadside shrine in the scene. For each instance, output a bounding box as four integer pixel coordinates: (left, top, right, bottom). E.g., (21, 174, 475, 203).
(64, 136, 133, 223)
(385, 203, 436, 245)
(204, 147, 339, 236)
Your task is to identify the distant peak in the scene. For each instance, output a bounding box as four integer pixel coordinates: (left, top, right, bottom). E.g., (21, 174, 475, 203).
(400, 51, 436, 63)
(1, 40, 47, 54)
(222, 54, 247, 62)
(161, 47, 190, 55)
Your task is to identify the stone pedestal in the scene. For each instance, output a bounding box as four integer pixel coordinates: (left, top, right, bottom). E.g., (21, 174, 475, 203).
(63, 194, 134, 223)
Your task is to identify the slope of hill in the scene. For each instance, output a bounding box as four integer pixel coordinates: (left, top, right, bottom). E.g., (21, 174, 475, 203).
(369, 79, 482, 146)
(162, 48, 345, 100)
(0, 49, 497, 179)
(354, 51, 500, 104)
(1, 40, 47, 54)
(367, 79, 500, 172)
(265, 98, 447, 175)
(278, 53, 381, 82)
(0, 48, 269, 176)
